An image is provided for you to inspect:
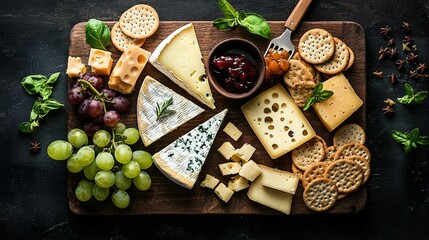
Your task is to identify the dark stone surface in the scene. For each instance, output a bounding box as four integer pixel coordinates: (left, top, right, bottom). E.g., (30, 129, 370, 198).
(0, 0, 428, 239)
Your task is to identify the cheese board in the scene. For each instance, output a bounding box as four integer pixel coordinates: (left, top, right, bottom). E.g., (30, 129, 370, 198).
(67, 21, 366, 215)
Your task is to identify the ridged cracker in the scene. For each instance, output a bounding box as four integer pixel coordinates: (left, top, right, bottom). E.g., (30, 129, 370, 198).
(302, 161, 329, 188)
(325, 159, 363, 193)
(334, 142, 371, 163)
(348, 156, 370, 184)
(345, 47, 355, 71)
(303, 178, 338, 212)
(283, 59, 316, 89)
(324, 146, 337, 162)
(111, 22, 145, 52)
(287, 86, 313, 108)
(292, 136, 325, 171)
(314, 37, 350, 75)
(298, 28, 335, 64)
(119, 4, 159, 39)
(333, 123, 366, 148)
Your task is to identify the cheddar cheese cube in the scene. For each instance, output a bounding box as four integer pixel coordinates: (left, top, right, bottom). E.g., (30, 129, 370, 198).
(88, 48, 113, 75)
(66, 56, 86, 78)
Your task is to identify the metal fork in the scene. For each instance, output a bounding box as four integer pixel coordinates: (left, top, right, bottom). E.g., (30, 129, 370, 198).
(264, 0, 313, 59)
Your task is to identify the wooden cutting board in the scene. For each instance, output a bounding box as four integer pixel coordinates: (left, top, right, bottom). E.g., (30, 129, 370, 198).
(67, 21, 366, 215)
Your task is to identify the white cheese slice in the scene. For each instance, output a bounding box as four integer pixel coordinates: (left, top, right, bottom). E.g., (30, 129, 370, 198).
(149, 23, 215, 109)
(137, 76, 204, 146)
(153, 109, 228, 189)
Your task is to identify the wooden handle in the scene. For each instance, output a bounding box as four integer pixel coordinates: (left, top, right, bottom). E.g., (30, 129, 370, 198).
(285, 0, 312, 30)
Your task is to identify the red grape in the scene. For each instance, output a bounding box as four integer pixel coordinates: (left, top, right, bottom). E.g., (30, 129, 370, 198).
(103, 110, 121, 127)
(78, 99, 89, 118)
(68, 86, 85, 105)
(100, 88, 116, 100)
(86, 100, 103, 118)
(83, 121, 101, 137)
(112, 96, 130, 112)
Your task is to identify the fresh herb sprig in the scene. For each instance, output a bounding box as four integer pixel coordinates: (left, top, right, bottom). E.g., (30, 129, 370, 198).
(213, 0, 271, 39)
(85, 19, 111, 50)
(21, 72, 60, 100)
(397, 83, 427, 105)
(155, 97, 176, 121)
(303, 83, 334, 111)
(391, 128, 429, 154)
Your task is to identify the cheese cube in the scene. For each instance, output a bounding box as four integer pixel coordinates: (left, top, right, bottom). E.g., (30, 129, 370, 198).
(200, 174, 220, 189)
(218, 162, 241, 176)
(217, 142, 235, 160)
(214, 183, 234, 203)
(228, 175, 249, 192)
(241, 84, 316, 159)
(312, 73, 363, 132)
(258, 165, 299, 194)
(247, 174, 293, 215)
(109, 46, 151, 94)
(231, 143, 256, 162)
(223, 122, 242, 141)
(88, 48, 113, 75)
(66, 56, 86, 78)
(239, 160, 262, 181)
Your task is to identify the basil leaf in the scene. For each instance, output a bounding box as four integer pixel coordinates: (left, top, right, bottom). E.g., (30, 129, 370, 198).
(213, 18, 236, 30)
(218, 0, 237, 18)
(415, 136, 429, 145)
(238, 12, 271, 39)
(404, 83, 414, 96)
(39, 98, 63, 118)
(318, 90, 334, 101)
(19, 122, 33, 133)
(391, 130, 409, 144)
(21, 75, 47, 95)
(46, 72, 60, 84)
(85, 19, 110, 50)
(404, 141, 413, 154)
(397, 95, 413, 105)
(413, 91, 427, 104)
(410, 128, 420, 140)
(313, 83, 323, 94)
(30, 99, 42, 121)
(39, 86, 53, 100)
(303, 97, 315, 111)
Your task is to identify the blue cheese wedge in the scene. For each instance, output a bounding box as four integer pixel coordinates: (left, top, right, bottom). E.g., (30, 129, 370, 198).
(137, 76, 204, 147)
(149, 23, 216, 109)
(153, 109, 228, 189)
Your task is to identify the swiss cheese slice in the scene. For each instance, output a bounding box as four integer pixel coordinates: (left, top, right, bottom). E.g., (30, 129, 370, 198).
(258, 165, 299, 194)
(137, 76, 204, 146)
(153, 109, 228, 189)
(241, 84, 316, 159)
(149, 23, 215, 109)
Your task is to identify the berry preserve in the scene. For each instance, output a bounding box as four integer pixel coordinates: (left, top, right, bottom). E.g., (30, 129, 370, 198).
(211, 53, 258, 93)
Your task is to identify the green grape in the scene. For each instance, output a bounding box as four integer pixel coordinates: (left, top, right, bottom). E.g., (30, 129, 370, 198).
(111, 190, 130, 209)
(84, 160, 101, 180)
(95, 152, 115, 171)
(93, 130, 111, 148)
(122, 128, 140, 145)
(67, 128, 88, 148)
(122, 160, 140, 178)
(114, 144, 132, 164)
(94, 170, 115, 188)
(75, 179, 94, 202)
(47, 140, 73, 161)
(133, 171, 151, 191)
(132, 150, 153, 169)
(76, 146, 95, 166)
(92, 184, 109, 201)
(67, 154, 84, 173)
(115, 170, 132, 190)
(114, 122, 126, 134)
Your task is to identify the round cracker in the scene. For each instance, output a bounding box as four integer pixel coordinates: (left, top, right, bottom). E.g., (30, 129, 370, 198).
(334, 142, 371, 163)
(292, 137, 325, 171)
(291, 163, 305, 182)
(345, 47, 355, 71)
(303, 162, 329, 188)
(119, 4, 159, 39)
(314, 37, 350, 75)
(287, 86, 313, 108)
(283, 59, 315, 89)
(324, 146, 337, 162)
(313, 135, 328, 150)
(348, 156, 370, 184)
(303, 178, 338, 212)
(333, 123, 366, 148)
(111, 22, 145, 52)
(298, 28, 335, 64)
(325, 159, 363, 193)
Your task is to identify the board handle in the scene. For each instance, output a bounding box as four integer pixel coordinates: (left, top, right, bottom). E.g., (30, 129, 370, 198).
(284, 0, 312, 31)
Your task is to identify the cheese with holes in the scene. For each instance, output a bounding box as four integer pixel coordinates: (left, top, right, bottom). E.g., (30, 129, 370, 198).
(239, 160, 261, 181)
(66, 56, 86, 78)
(223, 122, 242, 141)
(149, 23, 215, 109)
(214, 183, 234, 203)
(228, 175, 249, 192)
(218, 162, 241, 176)
(217, 141, 235, 160)
(88, 48, 113, 75)
(241, 84, 316, 159)
(247, 173, 293, 215)
(137, 76, 204, 146)
(231, 143, 256, 162)
(313, 73, 363, 132)
(200, 174, 220, 189)
(109, 46, 151, 94)
(153, 109, 227, 189)
(258, 165, 299, 194)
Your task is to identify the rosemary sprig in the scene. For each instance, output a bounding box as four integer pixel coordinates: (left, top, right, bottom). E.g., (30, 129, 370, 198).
(155, 97, 176, 121)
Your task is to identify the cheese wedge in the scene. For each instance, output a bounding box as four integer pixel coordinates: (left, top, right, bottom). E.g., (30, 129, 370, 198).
(149, 23, 215, 109)
(153, 109, 228, 189)
(137, 76, 204, 146)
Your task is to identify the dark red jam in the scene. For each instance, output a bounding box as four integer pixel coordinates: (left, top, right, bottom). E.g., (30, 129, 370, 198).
(211, 53, 258, 93)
